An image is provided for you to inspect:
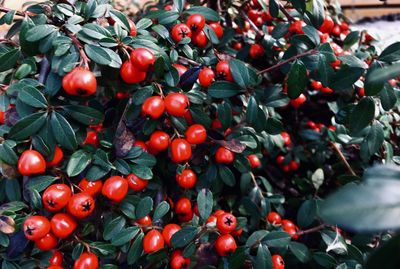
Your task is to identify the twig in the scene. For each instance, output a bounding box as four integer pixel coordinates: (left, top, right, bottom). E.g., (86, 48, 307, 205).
(240, 10, 263, 36)
(68, 33, 90, 68)
(257, 49, 317, 75)
(278, 1, 294, 22)
(0, 38, 18, 46)
(178, 56, 201, 66)
(329, 141, 356, 176)
(250, 172, 265, 199)
(0, 6, 25, 17)
(296, 223, 327, 236)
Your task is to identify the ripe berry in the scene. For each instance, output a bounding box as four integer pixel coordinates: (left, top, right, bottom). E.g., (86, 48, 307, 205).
(272, 254, 285, 269)
(164, 92, 189, 117)
(185, 124, 207, 145)
(49, 251, 63, 266)
(130, 48, 156, 71)
(176, 169, 197, 189)
(209, 22, 224, 39)
(332, 24, 341, 36)
(170, 250, 190, 269)
(136, 215, 152, 226)
(42, 184, 72, 212)
(192, 30, 208, 48)
(162, 223, 181, 246)
(319, 16, 334, 33)
(289, 20, 305, 34)
(120, 60, 147, 84)
(216, 61, 233, 81)
(310, 80, 323, 91)
(127, 173, 148, 191)
(198, 67, 215, 88)
(149, 130, 170, 151)
(249, 44, 265, 59)
(171, 138, 192, 163)
(62, 67, 97, 96)
(142, 96, 165, 119)
(68, 193, 95, 219)
(23, 216, 51, 241)
(102, 176, 129, 202)
(267, 212, 282, 225)
(175, 197, 193, 222)
(247, 154, 261, 168)
(50, 213, 77, 239)
(74, 252, 99, 269)
(171, 23, 192, 43)
(216, 212, 237, 234)
(276, 155, 285, 165)
(78, 179, 103, 197)
(186, 14, 206, 32)
(280, 132, 291, 146)
(321, 86, 333, 94)
(143, 229, 165, 254)
(172, 63, 188, 77)
(289, 160, 299, 171)
(35, 233, 58, 251)
(215, 234, 237, 256)
(289, 94, 307, 108)
(0, 110, 5, 124)
(18, 150, 46, 176)
(215, 147, 234, 164)
(83, 131, 99, 146)
(133, 140, 148, 151)
(46, 146, 63, 167)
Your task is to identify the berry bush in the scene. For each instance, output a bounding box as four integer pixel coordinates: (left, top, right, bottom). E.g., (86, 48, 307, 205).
(0, 0, 400, 268)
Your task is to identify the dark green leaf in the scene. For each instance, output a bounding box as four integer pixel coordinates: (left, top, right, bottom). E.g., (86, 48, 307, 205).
(343, 31, 360, 50)
(263, 231, 291, 248)
(230, 59, 251, 89)
(197, 189, 213, 220)
(254, 244, 273, 269)
(153, 201, 170, 221)
(349, 97, 375, 134)
(84, 44, 112, 65)
(50, 112, 77, 150)
(185, 6, 220, 21)
(9, 112, 47, 140)
(246, 96, 258, 126)
(219, 165, 235, 187)
(111, 226, 140, 246)
(0, 49, 20, 72)
(208, 81, 242, 98)
(287, 60, 307, 99)
(26, 25, 56, 42)
(289, 242, 311, 262)
(66, 150, 92, 177)
(171, 226, 198, 248)
(103, 216, 126, 241)
(18, 86, 47, 108)
(64, 105, 104, 125)
(127, 233, 144, 265)
(135, 196, 153, 219)
(378, 42, 400, 62)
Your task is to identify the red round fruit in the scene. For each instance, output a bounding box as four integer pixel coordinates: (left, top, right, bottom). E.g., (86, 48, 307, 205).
(209, 22, 224, 39)
(0, 110, 5, 124)
(289, 160, 299, 171)
(136, 215, 152, 226)
(83, 131, 99, 146)
(198, 67, 215, 88)
(18, 150, 46, 176)
(46, 146, 63, 167)
(249, 44, 265, 59)
(216, 61, 233, 81)
(42, 184, 72, 212)
(247, 154, 261, 168)
(127, 173, 148, 191)
(149, 130, 170, 151)
(142, 96, 165, 119)
(276, 155, 285, 165)
(310, 80, 323, 90)
(49, 251, 63, 266)
(288, 20, 304, 34)
(186, 14, 206, 32)
(172, 63, 188, 77)
(192, 30, 208, 48)
(282, 219, 295, 230)
(171, 23, 192, 43)
(50, 213, 77, 239)
(162, 223, 181, 246)
(23, 215, 51, 241)
(170, 138, 192, 163)
(164, 93, 189, 117)
(62, 67, 97, 96)
(120, 61, 147, 84)
(319, 16, 334, 33)
(185, 124, 207, 144)
(289, 94, 307, 108)
(67, 193, 95, 219)
(332, 24, 341, 36)
(215, 147, 234, 164)
(130, 48, 156, 71)
(267, 212, 282, 225)
(133, 140, 148, 151)
(143, 229, 165, 254)
(170, 250, 190, 269)
(280, 132, 291, 146)
(175, 197, 193, 222)
(47, 266, 63, 269)
(216, 212, 237, 234)
(176, 169, 197, 189)
(78, 179, 103, 197)
(272, 254, 285, 269)
(321, 86, 333, 94)
(35, 233, 58, 251)
(102, 176, 128, 202)
(215, 234, 237, 256)
(74, 252, 99, 269)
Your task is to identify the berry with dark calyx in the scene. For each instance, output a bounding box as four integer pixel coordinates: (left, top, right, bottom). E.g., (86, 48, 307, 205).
(42, 184, 72, 212)
(216, 212, 237, 234)
(215, 234, 237, 256)
(171, 23, 192, 43)
(170, 250, 190, 269)
(216, 61, 233, 81)
(62, 67, 97, 96)
(23, 216, 51, 241)
(186, 14, 206, 33)
(67, 193, 95, 219)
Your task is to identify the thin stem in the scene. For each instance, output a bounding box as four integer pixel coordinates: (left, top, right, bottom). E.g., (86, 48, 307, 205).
(68, 33, 90, 68)
(257, 49, 317, 75)
(250, 172, 265, 199)
(278, 2, 294, 22)
(0, 6, 25, 17)
(296, 223, 327, 236)
(0, 38, 18, 46)
(240, 10, 263, 36)
(329, 141, 357, 176)
(178, 55, 201, 66)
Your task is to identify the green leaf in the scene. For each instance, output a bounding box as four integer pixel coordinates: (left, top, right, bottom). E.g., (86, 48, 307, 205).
(219, 165, 236, 187)
(230, 59, 251, 89)
(6, 179, 21, 201)
(254, 244, 273, 269)
(158, 11, 180, 25)
(246, 230, 269, 247)
(297, 199, 317, 228)
(379, 84, 397, 111)
(84, 44, 112, 65)
(246, 96, 258, 126)
(103, 216, 126, 241)
(66, 150, 92, 177)
(349, 97, 375, 134)
(263, 231, 291, 248)
(364, 62, 385, 96)
(50, 112, 77, 150)
(289, 242, 311, 262)
(171, 226, 198, 248)
(208, 81, 242, 98)
(330, 66, 364, 91)
(9, 112, 47, 140)
(343, 31, 360, 50)
(197, 189, 213, 220)
(0, 48, 20, 72)
(26, 176, 57, 192)
(26, 25, 56, 42)
(363, 123, 384, 158)
(18, 86, 47, 108)
(0, 142, 18, 165)
(153, 201, 170, 222)
(90, 242, 117, 257)
(135, 196, 153, 219)
(63, 105, 104, 125)
(136, 18, 153, 30)
(287, 60, 307, 99)
(269, 0, 279, 17)
(110, 10, 130, 31)
(111, 226, 140, 246)
(127, 233, 144, 265)
(217, 102, 232, 130)
(320, 178, 400, 231)
(185, 6, 220, 21)
(368, 63, 400, 85)
(173, 0, 185, 12)
(165, 67, 180, 87)
(131, 165, 153, 180)
(378, 42, 400, 62)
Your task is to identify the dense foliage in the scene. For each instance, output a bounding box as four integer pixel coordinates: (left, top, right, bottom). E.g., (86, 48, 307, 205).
(0, 0, 400, 268)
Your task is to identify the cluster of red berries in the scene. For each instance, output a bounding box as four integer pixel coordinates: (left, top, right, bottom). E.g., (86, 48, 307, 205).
(197, 60, 233, 88)
(267, 211, 300, 240)
(171, 14, 223, 48)
(120, 48, 156, 84)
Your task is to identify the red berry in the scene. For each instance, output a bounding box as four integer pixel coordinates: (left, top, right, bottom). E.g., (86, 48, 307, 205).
(18, 150, 46, 176)
(50, 213, 77, 239)
(23, 216, 51, 241)
(216, 61, 233, 81)
(290, 94, 307, 108)
(310, 80, 323, 91)
(62, 67, 97, 96)
(215, 234, 237, 256)
(267, 212, 282, 225)
(142, 96, 165, 119)
(215, 147, 234, 164)
(130, 48, 156, 71)
(185, 124, 207, 144)
(149, 130, 170, 151)
(162, 224, 181, 246)
(102, 176, 129, 202)
(67, 193, 95, 219)
(46, 146, 63, 167)
(170, 249, 190, 269)
(120, 61, 147, 84)
(42, 184, 72, 212)
(216, 212, 237, 234)
(192, 30, 208, 48)
(164, 92, 189, 117)
(186, 14, 206, 32)
(319, 16, 334, 33)
(176, 169, 197, 189)
(171, 23, 192, 43)
(249, 44, 265, 59)
(143, 229, 165, 254)
(272, 254, 285, 269)
(35, 233, 58, 251)
(171, 138, 192, 163)
(175, 197, 193, 222)
(74, 252, 99, 269)
(198, 67, 215, 87)
(78, 179, 103, 197)
(127, 173, 148, 191)
(209, 22, 224, 39)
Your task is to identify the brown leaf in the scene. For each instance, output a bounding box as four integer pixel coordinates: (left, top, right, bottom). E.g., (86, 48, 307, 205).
(214, 139, 246, 153)
(0, 215, 15, 234)
(0, 162, 18, 179)
(113, 121, 135, 158)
